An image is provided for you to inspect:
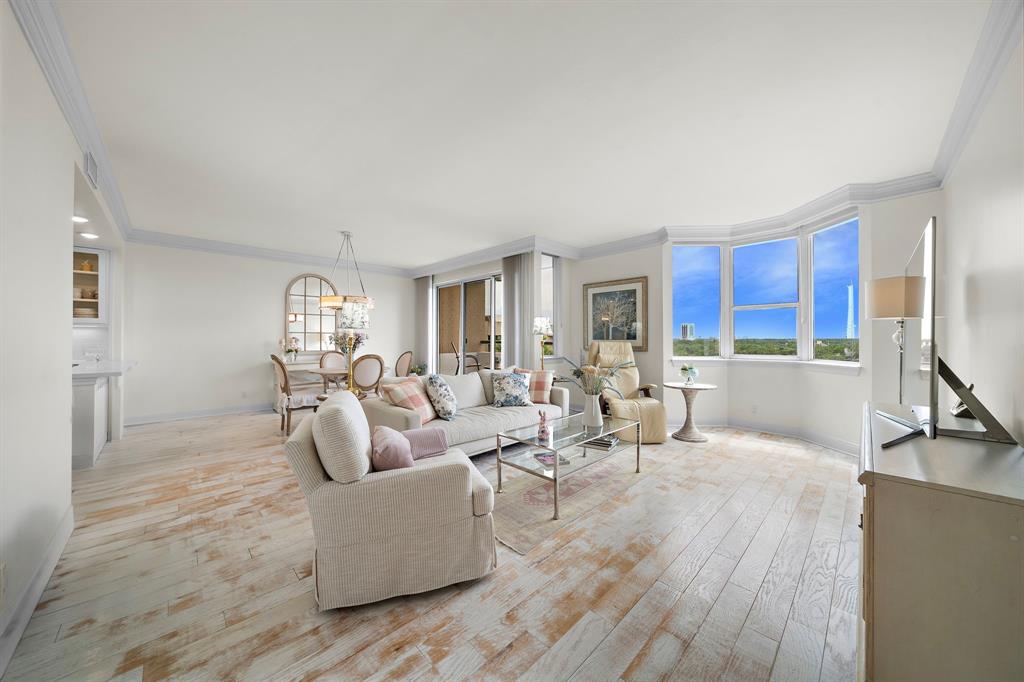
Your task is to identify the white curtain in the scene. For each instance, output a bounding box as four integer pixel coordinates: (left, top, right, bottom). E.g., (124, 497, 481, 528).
(502, 252, 535, 369)
(414, 275, 432, 373)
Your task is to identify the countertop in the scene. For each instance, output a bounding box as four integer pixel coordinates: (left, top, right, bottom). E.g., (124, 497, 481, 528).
(72, 360, 129, 380)
(860, 402, 1024, 506)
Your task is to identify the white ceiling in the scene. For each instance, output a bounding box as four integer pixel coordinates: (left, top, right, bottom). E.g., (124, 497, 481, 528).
(56, 1, 988, 269)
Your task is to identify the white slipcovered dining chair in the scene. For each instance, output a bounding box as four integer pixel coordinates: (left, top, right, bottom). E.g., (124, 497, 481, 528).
(350, 354, 385, 397)
(271, 354, 325, 435)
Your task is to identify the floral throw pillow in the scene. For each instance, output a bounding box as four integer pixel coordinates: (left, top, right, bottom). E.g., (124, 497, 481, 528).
(424, 374, 457, 420)
(492, 371, 533, 407)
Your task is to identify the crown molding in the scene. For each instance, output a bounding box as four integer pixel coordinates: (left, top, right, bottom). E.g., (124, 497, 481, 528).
(576, 228, 668, 260)
(933, 0, 1023, 182)
(665, 172, 941, 243)
(8, 0, 134, 241)
(407, 234, 585, 279)
(129, 229, 410, 277)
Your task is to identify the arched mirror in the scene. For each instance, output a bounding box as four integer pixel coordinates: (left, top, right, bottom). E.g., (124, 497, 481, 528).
(285, 274, 338, 352)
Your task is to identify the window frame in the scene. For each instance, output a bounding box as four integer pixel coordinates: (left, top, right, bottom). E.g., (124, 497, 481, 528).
(671, 243, 724, 358)
(670, 209, 859, 365)
(808, 217, 861, 363)
(730, 235, 801, 359)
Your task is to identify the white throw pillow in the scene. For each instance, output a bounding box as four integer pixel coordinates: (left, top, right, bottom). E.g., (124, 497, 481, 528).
(492, 372, 533, 407)
(311, 394, 371, 483)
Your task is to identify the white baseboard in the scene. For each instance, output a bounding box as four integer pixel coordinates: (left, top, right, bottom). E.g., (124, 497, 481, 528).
(125, 403, 275, 426)
(720, 418, 858, 457)
(0, 505, 74, 676)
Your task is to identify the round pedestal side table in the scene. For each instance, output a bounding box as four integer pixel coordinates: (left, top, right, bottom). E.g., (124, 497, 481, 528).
(663, 382, 718, 443)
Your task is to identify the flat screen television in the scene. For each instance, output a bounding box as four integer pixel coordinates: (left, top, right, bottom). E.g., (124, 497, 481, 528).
(881, 216, 1016, 447)
(901, 217, 937, 437)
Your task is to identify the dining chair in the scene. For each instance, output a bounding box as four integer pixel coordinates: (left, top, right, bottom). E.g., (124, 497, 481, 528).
(350, 354, 385, 398)
(448, 342, 461, 374)
(320, 350, 347, 390)
(395, 350, 413, 377)
(271, 354, 324, 435)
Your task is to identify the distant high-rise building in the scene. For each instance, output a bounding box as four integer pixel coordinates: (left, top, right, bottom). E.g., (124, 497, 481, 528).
(680, 323, 696, 340)
(846, 283, 855, 339)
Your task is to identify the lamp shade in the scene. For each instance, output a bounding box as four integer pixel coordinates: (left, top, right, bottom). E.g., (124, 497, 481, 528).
(866, 276, 926, 319)
(337, 300, 370, 330)
(532, 316, 553, 336)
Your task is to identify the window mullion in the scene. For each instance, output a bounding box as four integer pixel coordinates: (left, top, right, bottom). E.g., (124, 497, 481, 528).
(798, 232, 812, 360)
(722, 244, 733, 358)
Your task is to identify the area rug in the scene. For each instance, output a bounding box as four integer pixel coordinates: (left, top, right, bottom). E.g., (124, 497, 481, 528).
(491, 453, 648, 556)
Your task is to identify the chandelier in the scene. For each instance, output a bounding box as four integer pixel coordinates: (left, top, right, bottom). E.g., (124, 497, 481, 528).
(320, 231, 374, 330)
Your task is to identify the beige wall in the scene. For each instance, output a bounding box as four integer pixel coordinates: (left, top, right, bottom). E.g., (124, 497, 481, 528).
(0, 2, 78, 663)
(123, 244, 416, 423)
(941, 39, 1023, 442)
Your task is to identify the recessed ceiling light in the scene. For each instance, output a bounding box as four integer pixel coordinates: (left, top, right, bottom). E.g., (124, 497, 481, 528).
(78, 232, 100, 240)
(72, 215, 89, 223)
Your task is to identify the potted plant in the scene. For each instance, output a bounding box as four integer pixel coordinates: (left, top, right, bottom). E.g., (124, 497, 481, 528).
(409, 363, 427, 376)
(556, 359, 627, 428)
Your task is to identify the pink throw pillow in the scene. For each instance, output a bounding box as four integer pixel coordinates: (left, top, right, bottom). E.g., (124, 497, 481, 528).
(380, 377, 436, 423)
(403, 427, 448, 459)
(371, 426, 414, 471)
(513, 368, 554, 404)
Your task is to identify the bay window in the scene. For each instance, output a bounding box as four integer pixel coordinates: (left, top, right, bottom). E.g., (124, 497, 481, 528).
(671, 215, 859, 363)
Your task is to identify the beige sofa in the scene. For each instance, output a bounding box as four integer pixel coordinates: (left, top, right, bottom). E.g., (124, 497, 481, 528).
(284, 390, 496, 610)
(362, 369, 570, 456)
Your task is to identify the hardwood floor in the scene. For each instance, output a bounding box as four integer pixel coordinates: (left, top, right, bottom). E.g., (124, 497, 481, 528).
(4, 412, 861, 681)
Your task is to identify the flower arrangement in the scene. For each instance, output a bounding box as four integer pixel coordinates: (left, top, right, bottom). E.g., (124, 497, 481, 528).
(679, 362, 699, 385)
(329, 331, 367, 353)
(556, 358, 626, 398)
(409, 363, 427, 376)
(279, 336, 301, 360)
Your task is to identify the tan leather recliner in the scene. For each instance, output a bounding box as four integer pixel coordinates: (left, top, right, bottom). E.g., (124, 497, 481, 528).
(586, 341, 667, 444)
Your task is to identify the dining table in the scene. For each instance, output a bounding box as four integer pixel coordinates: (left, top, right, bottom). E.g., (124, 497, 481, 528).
(307, 366, 348, 391)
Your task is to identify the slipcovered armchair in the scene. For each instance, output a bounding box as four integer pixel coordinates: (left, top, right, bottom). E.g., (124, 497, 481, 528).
(284, 391, 496, 610)
(586, 341, 667, 444)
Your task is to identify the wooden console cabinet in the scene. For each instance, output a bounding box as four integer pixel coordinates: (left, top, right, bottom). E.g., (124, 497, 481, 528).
(859, 404, 1023, 681)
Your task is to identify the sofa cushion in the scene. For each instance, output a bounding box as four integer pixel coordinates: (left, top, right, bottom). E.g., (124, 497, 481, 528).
(424, 374, 458, 420)
(513, 368, 554, 404)
(493, 372, 533, 407)
(443, 373, 487, 408)
(312, 393, 371, 483)
(477, 369, 498, 405)
(380, 377, 436, 423)
(428, 404, 561, 446)
(370, 426, 415, 471)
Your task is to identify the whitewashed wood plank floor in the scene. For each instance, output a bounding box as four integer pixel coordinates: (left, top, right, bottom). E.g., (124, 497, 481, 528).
(4, 411, 860, 681)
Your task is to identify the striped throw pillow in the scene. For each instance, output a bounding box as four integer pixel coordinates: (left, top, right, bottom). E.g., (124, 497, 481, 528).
(513, 368, 554, 404)
(380, 377, 436, 423)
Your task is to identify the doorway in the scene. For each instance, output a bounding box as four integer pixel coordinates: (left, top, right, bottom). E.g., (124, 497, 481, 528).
(436, 275, 502, 374)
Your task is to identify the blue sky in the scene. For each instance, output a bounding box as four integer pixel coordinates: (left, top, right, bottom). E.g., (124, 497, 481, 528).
(812, 218, 859, 338)
(671, 218, 859, 339)
(672, 245, 720, 339)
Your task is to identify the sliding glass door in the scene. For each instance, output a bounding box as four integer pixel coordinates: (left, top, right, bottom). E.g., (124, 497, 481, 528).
(435, 275, 502, 374)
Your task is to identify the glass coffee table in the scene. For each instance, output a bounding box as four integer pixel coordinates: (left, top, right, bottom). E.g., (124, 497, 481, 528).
(496, 413, 641, 520)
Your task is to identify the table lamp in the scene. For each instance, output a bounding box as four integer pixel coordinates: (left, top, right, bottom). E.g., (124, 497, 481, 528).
(532, 316, 553, 370)
(866, 275, 925, 404)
